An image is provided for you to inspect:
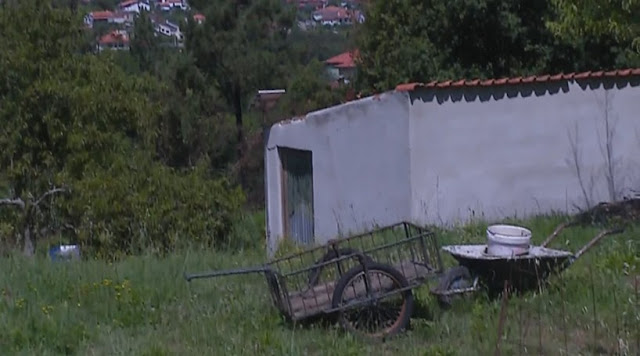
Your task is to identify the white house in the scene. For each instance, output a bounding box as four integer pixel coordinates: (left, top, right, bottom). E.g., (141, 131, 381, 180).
(119, 0, 151, 13)
(84, 10, 133, 28)
(155, 20, 182, 40)
(311, 5, 363, 26)
(158, 0, 189, 11)
(264, 69, 640, 256)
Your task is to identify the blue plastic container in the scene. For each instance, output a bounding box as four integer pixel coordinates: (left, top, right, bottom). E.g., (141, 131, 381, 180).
(49, 245, 81, 261)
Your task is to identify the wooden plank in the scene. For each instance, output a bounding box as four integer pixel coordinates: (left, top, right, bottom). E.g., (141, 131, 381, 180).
(286, 260, 432, 319)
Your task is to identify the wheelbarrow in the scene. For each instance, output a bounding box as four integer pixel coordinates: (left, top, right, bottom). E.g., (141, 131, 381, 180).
(431, 225, 625, 306)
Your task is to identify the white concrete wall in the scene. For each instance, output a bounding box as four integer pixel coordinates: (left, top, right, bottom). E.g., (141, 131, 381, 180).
(408, 78, 640, 226)
(265, 92, 411, 256)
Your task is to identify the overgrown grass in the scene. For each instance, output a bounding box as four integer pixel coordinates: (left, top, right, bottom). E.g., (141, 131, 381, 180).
(1, 212, 638, 355)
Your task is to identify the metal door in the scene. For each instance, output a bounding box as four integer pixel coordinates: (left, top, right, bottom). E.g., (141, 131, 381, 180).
(279, 147, 314, 245)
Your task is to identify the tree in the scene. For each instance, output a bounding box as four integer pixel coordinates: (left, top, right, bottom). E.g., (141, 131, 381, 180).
(547, 0, 640, 52)
(547, 0, 640, 66)
(0, 0, 156, 255)
(184, 0, 296, 187)
(355, 0, 638, 94)
(130, 9, 160, 73)
(287, 26, 354, 65)
(277, 59, 346, 118)
(154, 53, 236, 171)
(354, 0, 442, 93)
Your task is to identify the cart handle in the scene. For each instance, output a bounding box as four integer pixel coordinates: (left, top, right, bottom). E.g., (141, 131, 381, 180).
(184, 265, 271, 282)
(573, 227, 625, 259)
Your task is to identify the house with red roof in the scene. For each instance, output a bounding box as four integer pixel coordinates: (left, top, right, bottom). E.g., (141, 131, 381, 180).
(193, 13, 205, 24)
(84, 11, 114, 28)
(263, 68, 640, 252)
(97, 30, 130, 52)
(325, 49, 359, 82)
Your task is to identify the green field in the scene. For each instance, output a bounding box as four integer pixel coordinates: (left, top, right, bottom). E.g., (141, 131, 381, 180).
(1, 213, 639, 355)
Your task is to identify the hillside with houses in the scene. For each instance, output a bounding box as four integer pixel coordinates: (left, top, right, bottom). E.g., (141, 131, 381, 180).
(83, 0, 202, 50)
(83, 0, 363, 53)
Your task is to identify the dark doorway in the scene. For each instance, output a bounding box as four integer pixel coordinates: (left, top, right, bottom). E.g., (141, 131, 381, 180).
(279, 147, 314, 245)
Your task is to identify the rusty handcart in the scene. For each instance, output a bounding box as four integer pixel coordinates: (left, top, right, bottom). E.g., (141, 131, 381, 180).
(184, 222, 444, 340)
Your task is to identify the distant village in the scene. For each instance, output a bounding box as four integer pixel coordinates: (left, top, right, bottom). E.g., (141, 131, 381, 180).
(84, 0, 364, 49)
(84, 0, 362, 84)
(83, 0, 200, 51)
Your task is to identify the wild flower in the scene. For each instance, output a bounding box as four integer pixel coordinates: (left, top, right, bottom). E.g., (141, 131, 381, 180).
(41, 304, 54, 316)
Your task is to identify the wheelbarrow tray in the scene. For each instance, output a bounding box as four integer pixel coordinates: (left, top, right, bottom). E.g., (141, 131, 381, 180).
(442, 245, 573, 293)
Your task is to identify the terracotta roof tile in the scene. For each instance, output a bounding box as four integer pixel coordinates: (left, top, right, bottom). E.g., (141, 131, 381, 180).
(90, 10, 114, 20)
(396, 68, 640, 92)
(574, 71, 591, 79)
(325, 50, 359, 68)
(395, 83, 419, 91)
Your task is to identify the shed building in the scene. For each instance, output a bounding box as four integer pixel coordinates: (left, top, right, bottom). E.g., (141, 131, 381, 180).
(264, 69, 640, 256)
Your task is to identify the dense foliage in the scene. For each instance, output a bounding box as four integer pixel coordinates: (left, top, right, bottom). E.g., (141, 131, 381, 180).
(0, 1, 245, 259)
(355, 0, 640, 93)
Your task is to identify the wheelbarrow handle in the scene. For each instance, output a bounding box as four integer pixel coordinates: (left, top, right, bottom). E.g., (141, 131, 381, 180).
(184, 265, 270, 282)
(541, 221, 578, 247)
(573, 227, 625, 260)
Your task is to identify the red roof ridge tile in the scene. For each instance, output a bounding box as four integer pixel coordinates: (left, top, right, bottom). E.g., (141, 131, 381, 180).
(395, 68, 640, 92)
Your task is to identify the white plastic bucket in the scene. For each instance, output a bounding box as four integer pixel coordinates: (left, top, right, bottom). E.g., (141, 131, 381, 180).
(486, 224, 532, 257)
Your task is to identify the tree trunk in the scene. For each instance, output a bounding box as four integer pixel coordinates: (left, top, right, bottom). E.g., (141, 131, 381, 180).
(234, 83, 246, 188)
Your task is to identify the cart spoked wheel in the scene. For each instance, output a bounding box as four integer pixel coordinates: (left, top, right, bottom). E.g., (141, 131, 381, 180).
(307, 247, 373, 287)
(436, 266, 473, 309)
(331, 262, 414, 341)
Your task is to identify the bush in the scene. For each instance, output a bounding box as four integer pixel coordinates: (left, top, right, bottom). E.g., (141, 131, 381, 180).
(60, 153, 245, 260)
